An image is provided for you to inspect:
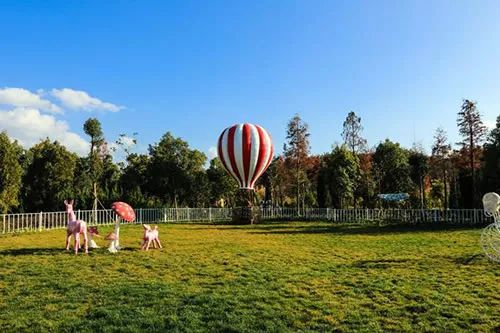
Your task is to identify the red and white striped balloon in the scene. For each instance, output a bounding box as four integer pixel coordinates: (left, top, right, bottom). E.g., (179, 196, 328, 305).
(217, 123, 274, 189)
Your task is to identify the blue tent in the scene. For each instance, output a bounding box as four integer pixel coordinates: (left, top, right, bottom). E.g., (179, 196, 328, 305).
(377, 193, 409, 202)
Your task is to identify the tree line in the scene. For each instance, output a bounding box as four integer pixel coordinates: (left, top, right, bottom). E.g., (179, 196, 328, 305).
(0, 99, 498, 213)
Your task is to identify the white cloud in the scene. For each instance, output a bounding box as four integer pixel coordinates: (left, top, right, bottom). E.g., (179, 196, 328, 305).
(107, 142, 118, 152)
(0, 86, 125, 155)
(207, 146, 218, 160)
(0, 107, 89, 155)
(0, 87, 61, 113)
(120, 135, 136, 146)
(51, 88, 123, 112)
(485, 119, 496, 130)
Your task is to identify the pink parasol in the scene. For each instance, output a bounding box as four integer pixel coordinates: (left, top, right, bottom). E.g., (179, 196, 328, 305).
(111, 201, 136, 222)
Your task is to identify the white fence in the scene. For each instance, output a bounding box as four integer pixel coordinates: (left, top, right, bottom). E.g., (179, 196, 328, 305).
(260, 208, 492, 225)
(0, 208, 233, 234)
(0, 208, 493, 234)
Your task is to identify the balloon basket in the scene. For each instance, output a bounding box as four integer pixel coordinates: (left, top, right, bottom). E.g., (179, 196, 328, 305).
(232, 207, 261, 224)
(231, 189, 260, 224)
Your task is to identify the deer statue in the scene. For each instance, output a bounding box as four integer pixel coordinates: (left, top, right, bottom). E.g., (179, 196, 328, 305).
(140, 224, 162, 251)
(64, 200, 88, 255)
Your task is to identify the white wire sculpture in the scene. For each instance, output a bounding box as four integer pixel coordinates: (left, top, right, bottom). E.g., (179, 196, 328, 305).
(481, 192, 500, 262)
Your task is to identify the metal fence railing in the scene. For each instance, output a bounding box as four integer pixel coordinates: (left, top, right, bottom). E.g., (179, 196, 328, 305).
(0, 208, 493, 234)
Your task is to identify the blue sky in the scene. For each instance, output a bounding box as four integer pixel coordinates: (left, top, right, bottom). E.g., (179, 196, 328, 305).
(1, 0, 500, 159)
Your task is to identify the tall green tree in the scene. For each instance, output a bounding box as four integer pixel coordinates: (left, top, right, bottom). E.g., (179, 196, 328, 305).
(318, 145, 360, 208)
(73, 156, 93, 208)
(457, 99, 487, 206)
(147, 132, 207, 207)
(316, 164, 330, 208)
(265, 157, 290, 207)
(189, 171, 210, 207)
(342, 111, 367, 155)
(120, 153, 151, 207)
(84, 118, 105, 155)
(83, 118, 105, 214)
(206, 157, 237, 206)
(431, 127, 452, 209)
(356, 152, 376, 208)
(98, 149, 121, 206)
(283, 114, 310, 211)
(482, 115, 500, 194)
(22, 139, 77, 212)
(342, 111, 367, 207)
(75, 141, 118, 208)
(373, 139, 414, 196)
(303, 155, 321, 207)
(409, 149, 429, 209)
(0, 132, 23, 213)
(447, 149, 469, 208)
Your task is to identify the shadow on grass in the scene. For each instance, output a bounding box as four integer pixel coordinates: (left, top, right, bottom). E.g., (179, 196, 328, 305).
(185, 222, 484, 235)
(453, 253, 486, 265)
(0, 247, 67, 256)
(179, 222, 484, 236)
(354, 258, 413, 268)
(241, 223, 483, 236)
(352, 253, 487, 268)
(0, 246, 142, 256)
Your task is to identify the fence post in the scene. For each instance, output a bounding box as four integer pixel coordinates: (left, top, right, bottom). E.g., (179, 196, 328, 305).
(209, 207, 212, 222)
(38, 212, 43, 232)
(2, 214, 5, 234)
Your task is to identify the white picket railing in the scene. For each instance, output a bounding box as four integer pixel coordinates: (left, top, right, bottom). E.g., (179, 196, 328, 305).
(0, 207, 493, 234)
(260, 208, 492, 225)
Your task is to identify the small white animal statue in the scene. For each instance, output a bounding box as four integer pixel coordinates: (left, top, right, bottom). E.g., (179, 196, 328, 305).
(88, 226, 100, 249)
(481, 192, 500, 262)
(64, 200, 88, 255)
(140, 224, 162, 251)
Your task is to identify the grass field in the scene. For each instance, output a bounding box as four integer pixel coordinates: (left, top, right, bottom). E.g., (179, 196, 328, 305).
(0, 222, 498, 332)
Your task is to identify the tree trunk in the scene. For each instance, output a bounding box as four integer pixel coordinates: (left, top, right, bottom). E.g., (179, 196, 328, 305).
(419, 176, 424, 209)
(302, 184, 305, 212)
(296, 161, 300, 214)
(470, 130, 476, 207)
(92, 182, 97, 224)
(443, 168, 448, 210)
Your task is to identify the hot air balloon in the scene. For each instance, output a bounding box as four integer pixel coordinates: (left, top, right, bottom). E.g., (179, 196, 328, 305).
(217, 123, 274, 223)
(217, 123, 274, 189)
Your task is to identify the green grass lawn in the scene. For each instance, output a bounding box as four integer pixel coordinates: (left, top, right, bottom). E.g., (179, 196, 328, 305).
(0, 222, 498, 332)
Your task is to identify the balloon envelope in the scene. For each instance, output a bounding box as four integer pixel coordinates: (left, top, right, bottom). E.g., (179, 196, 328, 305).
(217, 123, 274, 189)
(111, 201, 136, 222)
